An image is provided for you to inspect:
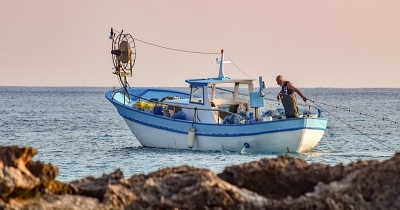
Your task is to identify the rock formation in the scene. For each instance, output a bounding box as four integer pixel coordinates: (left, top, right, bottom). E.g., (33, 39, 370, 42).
(1, 145, 399, 209)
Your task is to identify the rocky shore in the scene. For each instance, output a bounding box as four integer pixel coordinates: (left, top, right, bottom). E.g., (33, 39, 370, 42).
(1, 146, 399, 209)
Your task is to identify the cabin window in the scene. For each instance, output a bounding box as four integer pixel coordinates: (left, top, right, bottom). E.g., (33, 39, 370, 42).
(237, 84, 249, 100)
(190, 86, 204, 104)
(207, 85, 213, 100)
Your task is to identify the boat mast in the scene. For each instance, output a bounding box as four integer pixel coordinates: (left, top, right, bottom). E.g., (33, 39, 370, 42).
(218, 49, 225, 78)
(213, 49, 231, 78)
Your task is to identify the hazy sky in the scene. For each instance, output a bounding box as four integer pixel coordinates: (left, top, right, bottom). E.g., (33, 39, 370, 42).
(1, 1, 399, 88)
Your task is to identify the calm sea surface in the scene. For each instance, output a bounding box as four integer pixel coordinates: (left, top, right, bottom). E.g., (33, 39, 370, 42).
(1, 86, 399, 182)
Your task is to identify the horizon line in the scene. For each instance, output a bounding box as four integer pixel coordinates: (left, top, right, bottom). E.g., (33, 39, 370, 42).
(0, 85, 399, 89)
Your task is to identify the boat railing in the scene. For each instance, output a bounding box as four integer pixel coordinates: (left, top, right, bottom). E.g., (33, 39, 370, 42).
(111, 89, 323, 124)
(111, 90, 235, 122)
(213, 86, 322, 118)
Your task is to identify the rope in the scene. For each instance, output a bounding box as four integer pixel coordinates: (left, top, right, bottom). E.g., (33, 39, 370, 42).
(192, 108, 196, 126)
(225, 55, 253, 79)
(192, 108, 201, 122)
(112, 28, 219, 55)
(312, 100, 398, 125)
(214, 86, 397, 149)
(133, 38, 219, 54)
(311, 101, 393, 150)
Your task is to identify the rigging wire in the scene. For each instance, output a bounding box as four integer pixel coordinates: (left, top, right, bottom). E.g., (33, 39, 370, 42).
(112, 28, 219, 55)
(112, 29, 257, 79)
(133, 38, 220, 55)
(225, 55, 253, 80)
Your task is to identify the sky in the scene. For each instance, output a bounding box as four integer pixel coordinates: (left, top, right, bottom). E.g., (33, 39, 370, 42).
(1, 1, 399, 88)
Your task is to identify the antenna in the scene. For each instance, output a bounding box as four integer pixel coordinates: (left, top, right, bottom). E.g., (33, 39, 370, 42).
(212, 49, 231, 78)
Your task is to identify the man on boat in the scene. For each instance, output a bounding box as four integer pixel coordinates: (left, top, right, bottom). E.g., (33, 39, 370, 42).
(276, 75, 308, 118)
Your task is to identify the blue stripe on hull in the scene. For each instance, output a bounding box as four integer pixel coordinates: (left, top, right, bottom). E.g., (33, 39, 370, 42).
(119, 112, 325, 137)
(106, 94, 328, 137)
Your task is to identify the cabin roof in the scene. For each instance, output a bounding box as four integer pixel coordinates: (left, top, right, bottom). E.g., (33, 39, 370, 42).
(163, 98, 189, 105)
(185, 77, 254, 86)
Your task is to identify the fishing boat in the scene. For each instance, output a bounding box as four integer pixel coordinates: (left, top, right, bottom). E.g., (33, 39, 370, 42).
(105, 29, 328, 153)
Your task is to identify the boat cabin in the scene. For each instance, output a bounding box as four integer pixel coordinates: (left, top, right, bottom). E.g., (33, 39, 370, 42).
(161, 49, 265, 124)
(162, 77, 257, 123)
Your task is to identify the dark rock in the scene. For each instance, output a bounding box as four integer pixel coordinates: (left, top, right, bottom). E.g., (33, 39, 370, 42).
(248, 154, 399, 209)
(126, 165, 269, 210)
(2, 145, 400, 209)
(26, 161, 59, 185)
(68, 168, 126, 201)
(0, 146, 40, 200)
(0, 146, 37, 168)
(218, 155, 378, 200)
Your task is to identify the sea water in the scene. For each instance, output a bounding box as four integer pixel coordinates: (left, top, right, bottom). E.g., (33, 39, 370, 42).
(1, 86, 399, 182)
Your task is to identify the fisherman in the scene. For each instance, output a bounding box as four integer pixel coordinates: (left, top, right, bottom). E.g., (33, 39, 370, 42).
(276, 75, 308, 118)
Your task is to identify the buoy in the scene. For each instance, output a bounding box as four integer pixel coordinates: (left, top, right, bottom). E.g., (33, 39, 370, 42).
(187, 126, 195, 149)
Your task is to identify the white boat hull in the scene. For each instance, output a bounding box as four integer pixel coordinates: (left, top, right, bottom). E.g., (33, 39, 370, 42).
(106, 89, 327, 153)
(124, 118, 325, 153)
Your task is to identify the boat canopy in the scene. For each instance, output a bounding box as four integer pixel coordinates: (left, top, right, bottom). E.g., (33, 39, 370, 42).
(185, 77, 254, 86)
